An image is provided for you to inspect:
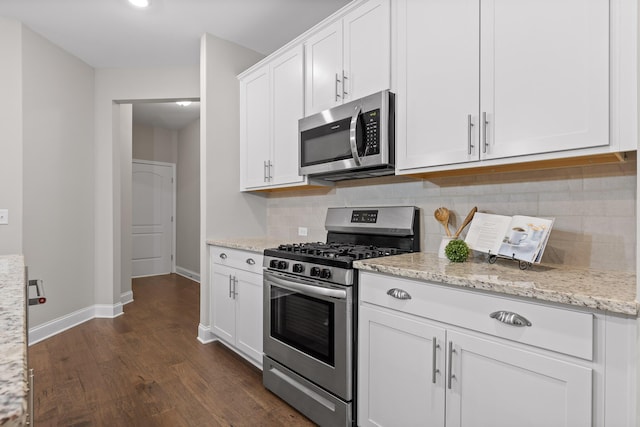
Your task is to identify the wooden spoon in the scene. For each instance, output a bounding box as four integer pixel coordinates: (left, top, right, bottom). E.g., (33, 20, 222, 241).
(453, 206, 478, 239)
(434, 207, 452, 237)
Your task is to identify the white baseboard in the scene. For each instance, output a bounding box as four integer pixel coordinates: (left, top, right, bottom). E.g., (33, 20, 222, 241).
(121, 290, 134, 305)
(29, 303, 124, 345)
(176, 266, 200, 283)
(197, 323, 217, 344)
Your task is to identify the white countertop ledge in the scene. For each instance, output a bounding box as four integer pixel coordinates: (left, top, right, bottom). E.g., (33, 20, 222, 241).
(354, 252, 638, 316)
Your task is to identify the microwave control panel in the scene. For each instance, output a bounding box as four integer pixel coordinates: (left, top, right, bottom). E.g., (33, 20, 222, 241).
(363, 109, 380, 156)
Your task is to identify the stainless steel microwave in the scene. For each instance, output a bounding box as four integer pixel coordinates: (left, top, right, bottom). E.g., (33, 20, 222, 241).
(299, 90, 395, 182)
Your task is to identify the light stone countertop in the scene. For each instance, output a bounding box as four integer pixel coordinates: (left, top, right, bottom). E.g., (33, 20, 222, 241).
(354, 252, 638, 316)
(0, 255, 27, 426)
(207, 237, 310, 253)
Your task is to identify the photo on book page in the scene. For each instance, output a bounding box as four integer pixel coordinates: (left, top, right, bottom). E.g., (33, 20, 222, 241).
(497, 216, 554, 263)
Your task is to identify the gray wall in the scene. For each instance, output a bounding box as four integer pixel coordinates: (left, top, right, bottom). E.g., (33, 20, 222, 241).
(177, 118, 200, 275)
(0, 18, 23, 255)
(132, 123, 178, 164)
(267, 158, 637, 272)
(21, 25, 95, 326)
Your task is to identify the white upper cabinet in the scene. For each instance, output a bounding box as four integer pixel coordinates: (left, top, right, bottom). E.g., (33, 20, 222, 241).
(396, 0, 480, 170)
(481, 0, 609, 160)
(239, 46, 306, 190)
(305, 0, 391, 116)
(397, 0, 628, 173)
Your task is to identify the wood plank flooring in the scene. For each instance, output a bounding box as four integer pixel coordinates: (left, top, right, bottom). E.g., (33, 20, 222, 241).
(29, 274, 315, 426)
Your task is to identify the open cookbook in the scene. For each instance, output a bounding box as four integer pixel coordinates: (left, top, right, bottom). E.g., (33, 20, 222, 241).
(464, 213, 554, 263)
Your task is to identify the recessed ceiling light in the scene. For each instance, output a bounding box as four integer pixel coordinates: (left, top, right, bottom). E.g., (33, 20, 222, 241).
(128, 0, 150, 8)
(176, 101, 192, 107)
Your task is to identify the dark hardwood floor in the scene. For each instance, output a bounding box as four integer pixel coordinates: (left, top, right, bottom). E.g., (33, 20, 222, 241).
(30, 273, 315, 426)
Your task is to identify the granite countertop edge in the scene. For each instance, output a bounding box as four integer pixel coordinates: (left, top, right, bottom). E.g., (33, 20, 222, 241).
(0, 255, 28, 426)
(354, 252, 638, 316)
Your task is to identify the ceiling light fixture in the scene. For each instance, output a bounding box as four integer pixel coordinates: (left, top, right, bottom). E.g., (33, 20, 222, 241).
(128, 0, 150, 8)
(176, 101, 192, 107)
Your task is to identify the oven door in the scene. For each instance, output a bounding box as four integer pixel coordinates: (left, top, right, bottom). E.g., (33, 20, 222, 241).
(263, 269, 352, 401)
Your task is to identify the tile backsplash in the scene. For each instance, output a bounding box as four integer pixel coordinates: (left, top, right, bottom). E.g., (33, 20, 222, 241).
(267, 156, 637, 272)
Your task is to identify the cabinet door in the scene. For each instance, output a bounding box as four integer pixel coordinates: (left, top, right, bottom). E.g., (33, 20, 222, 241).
(396, 0, 480, 170)
(234, 269, 264, 364)
(480, 0, 609, 160)
(305, 20, 343, 116)
(240, 65, 271, 189)
(446, 330, 592, 427)
(210, 264, 236, 345)
(358, 305, 446, 427)
(270, 46, 305, 186)
(342, 0, 391, 102)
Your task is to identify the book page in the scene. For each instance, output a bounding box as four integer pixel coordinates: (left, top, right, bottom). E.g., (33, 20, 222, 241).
(498, 215, 555, 263)
(464, 213, 512, 254)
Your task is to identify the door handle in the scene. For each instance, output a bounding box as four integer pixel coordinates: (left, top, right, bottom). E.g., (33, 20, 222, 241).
(228, 274, 233, 298)
(482, 112, 489, 154)
(349, 104, 363, 166)
(432, 338, 440, 384)
(447, 341, 456, 389)
(335, 73, 342, 102)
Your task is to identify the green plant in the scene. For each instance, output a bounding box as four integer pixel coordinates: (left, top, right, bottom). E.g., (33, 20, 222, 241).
(445, 239, 469, 263)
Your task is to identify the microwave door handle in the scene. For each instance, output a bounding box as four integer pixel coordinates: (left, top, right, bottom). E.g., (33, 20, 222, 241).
(349, 104, 363, 166)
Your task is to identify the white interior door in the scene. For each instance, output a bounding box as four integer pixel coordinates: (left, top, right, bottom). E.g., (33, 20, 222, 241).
(132, 161, 175, 277)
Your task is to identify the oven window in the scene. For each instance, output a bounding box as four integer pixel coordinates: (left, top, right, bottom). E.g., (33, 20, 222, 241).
(300, 117, 354, 166)
(270, 286, 335, 366)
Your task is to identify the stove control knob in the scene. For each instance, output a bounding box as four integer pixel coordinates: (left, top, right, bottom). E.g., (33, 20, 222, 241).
(320, 269, 332, 279)
(269, 260, 279, 269)
(277, 261, 289, 270)
(293, 263, 305, 273)
(310, 267, 321, 277)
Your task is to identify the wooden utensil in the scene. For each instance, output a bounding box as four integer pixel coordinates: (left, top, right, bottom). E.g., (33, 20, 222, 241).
(434, 207, 452, 237)
(453, 206, 478, 239)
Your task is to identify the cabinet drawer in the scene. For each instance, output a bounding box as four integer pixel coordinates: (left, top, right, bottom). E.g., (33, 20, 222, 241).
(359, 272, 593, 360)
(210, 246, 263, 275)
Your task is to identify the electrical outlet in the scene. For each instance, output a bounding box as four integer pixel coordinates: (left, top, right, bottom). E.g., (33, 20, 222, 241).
(298, 227, 308, 237)
(0, 209, 7, 225)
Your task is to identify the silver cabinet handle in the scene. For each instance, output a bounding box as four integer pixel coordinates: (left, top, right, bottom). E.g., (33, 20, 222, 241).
(386, 288, 412, 300)
(232, 276, 238, 299)
(490, 311, 532, 327)
(268, 160, 273, 180)
(335, 73, 342, 101)
(219, 253, 227, 260)
(27, 368, 34, 425)
(263, 160, 268, 182)
(228, 274, 233, 298)
(467, 114, 475, 155)
(432, 338, 440, 384)
(342, 70, 349, 97)
(246, 258, 255, 265)
(482, 112, 489, 154)
(447, 341, 456, 389)
(349, 104, 363, 166)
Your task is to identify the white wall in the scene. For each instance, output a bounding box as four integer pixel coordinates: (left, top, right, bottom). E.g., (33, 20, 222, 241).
(177, 118, 200, 275)
(21, 25, 95, 327)
(132, 123, 178, 164)
(94, 66, 199, 315)
(0, 18, 23, 255)
(200, 33, 265, 330)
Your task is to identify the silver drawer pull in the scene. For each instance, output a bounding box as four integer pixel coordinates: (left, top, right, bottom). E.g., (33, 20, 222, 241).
(219, 253, 227, 260)
(246, 258, 255, 265)
(490, 310, 532, 327)
(387, 288, 412, 300)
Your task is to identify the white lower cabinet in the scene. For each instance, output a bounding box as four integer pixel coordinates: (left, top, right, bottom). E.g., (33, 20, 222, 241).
(358, 271, 634, 427)
(210, 247, 263, 366)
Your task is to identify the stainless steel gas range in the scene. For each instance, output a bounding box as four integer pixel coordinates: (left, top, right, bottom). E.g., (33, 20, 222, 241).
(262, 206, 420, 427)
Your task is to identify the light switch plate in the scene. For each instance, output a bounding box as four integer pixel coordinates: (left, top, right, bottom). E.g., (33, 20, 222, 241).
(298, 227, 308, 236)
(0, 209, 7, 225)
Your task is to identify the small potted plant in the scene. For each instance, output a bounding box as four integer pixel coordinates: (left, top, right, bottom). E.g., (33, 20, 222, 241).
(445, 239, 470, 263)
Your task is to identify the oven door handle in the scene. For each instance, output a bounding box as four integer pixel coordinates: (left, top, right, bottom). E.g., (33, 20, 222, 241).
(266, 273, 347, 300)
(349, 104, 363, 166)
